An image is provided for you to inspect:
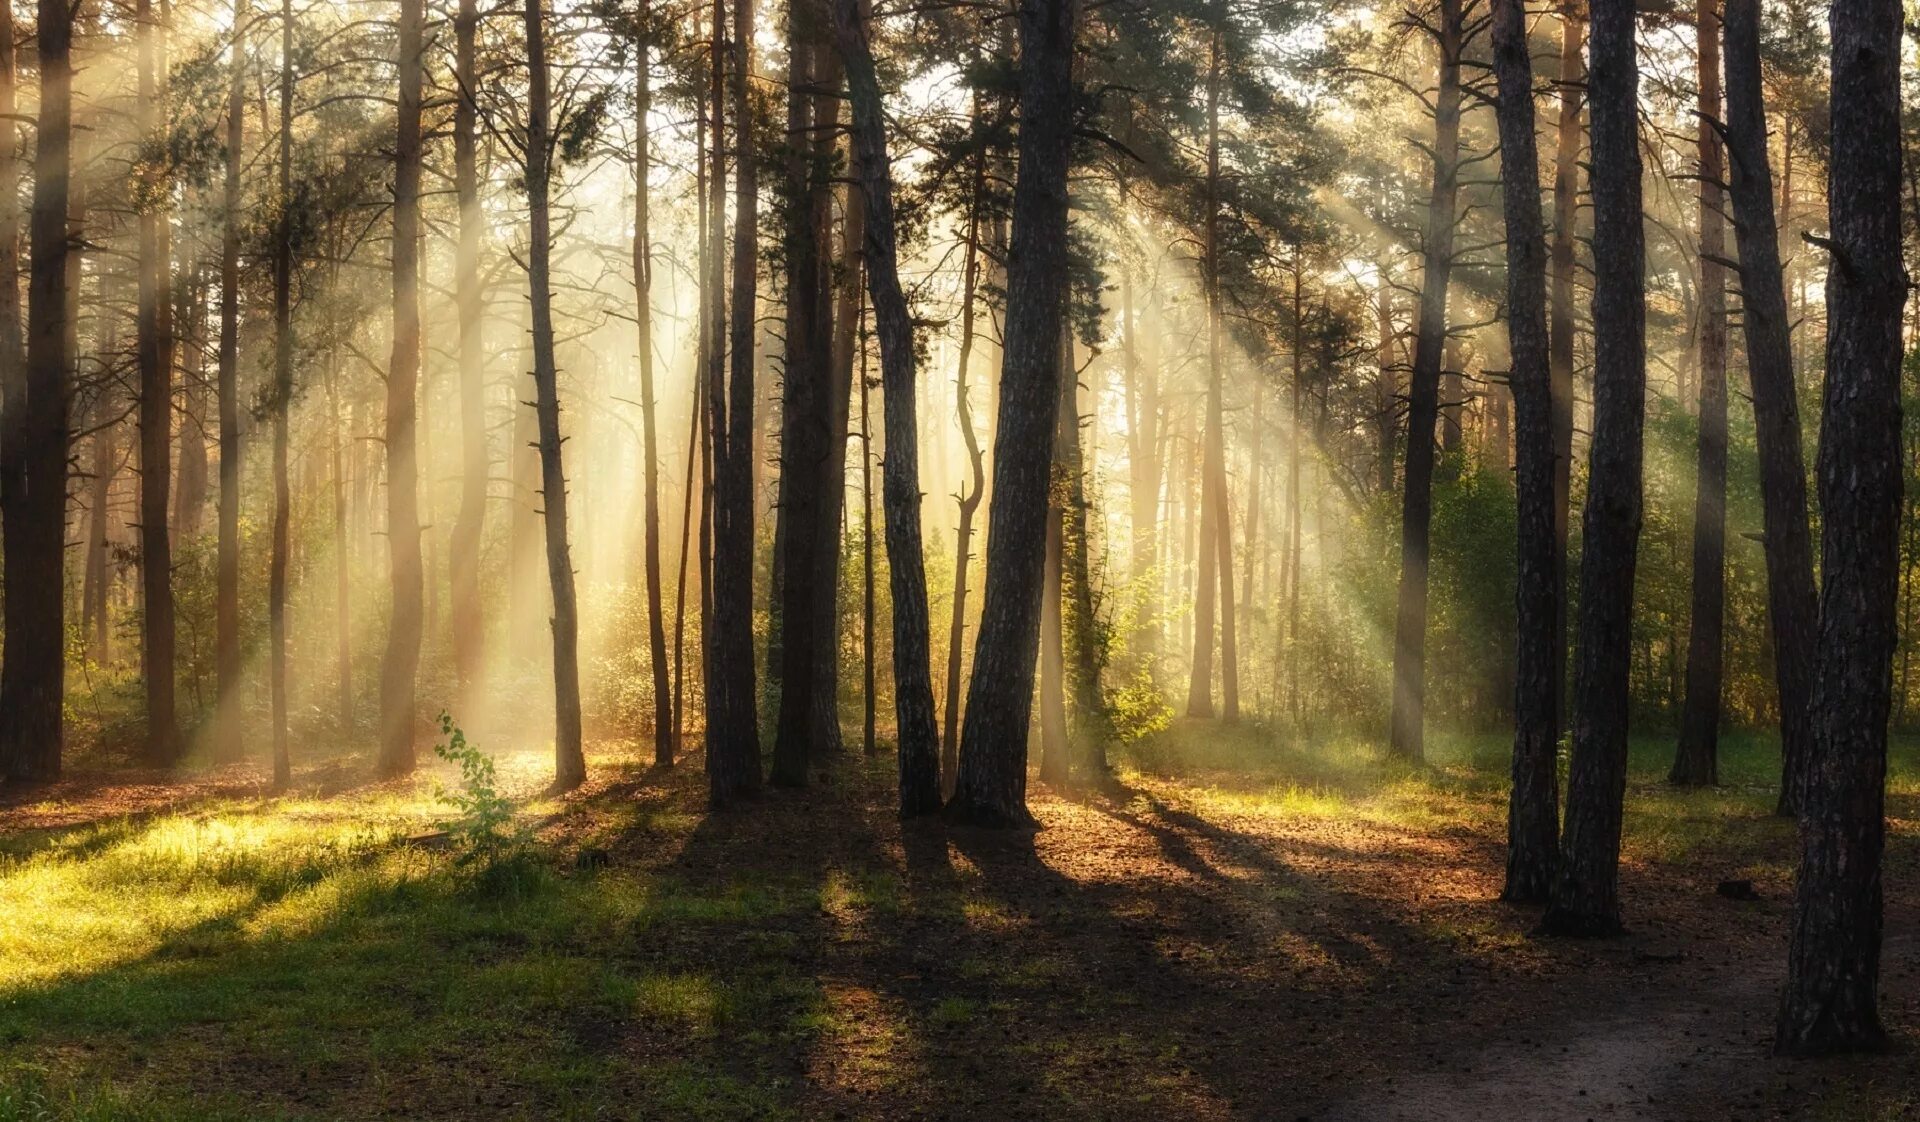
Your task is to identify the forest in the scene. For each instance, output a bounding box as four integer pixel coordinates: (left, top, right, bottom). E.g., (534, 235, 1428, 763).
(0, 0, 1917, 1113)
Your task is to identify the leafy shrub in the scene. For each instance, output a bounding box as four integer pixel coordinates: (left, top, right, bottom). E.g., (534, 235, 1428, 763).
(432, 713, 528, 867)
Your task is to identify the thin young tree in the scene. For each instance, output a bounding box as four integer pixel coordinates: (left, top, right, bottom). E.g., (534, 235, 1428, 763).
(268, 0, 295, 788)
(448, 0, 487, 688)
(1540, 0, 1646, 937)
(213, 0, 247, 765)
(630, 7, 673, 767)
(1775, 0, 1903, 1054)
(1548, 0, 1584, 731)
(947, 0, 1078, 827)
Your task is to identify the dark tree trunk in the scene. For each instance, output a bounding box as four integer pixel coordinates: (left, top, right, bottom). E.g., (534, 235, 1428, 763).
(213, 0, 244, 765)
(1775, 0, 1903, 1055)
(942, 96, 988, 790)
(1674, 0, 1728, 787)
(269, 0, 294, 788)
(1540, 0, 1645, 938)
(1376, 290, 1397, 493)
(1723, 0, 1818, 817)
(1490, 0, 1559, 904)
(380, 0, 426, 777)
(1, 0, 73, 782)
(948, 0, 1076, 828)
(1189, 27, 1229, 721)
(1388, 0, 1463, 762)
(138, 0, 181, 765)
(633, 19, 673, 767)
(836, 0, 940, 815)
(524, 0, 586, 791)
(448, 0, 487, 688)
(860, 315, 877, 756)
(1060, 327, 1108, 779)
(706, 0, 762, 806)
(1549, 0, 1584, 736)
(1039, 411, 1068, 787)
(173, 272, 209, 538)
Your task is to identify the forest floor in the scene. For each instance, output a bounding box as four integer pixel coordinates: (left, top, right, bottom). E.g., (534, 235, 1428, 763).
(2, 723, 1918, 1120)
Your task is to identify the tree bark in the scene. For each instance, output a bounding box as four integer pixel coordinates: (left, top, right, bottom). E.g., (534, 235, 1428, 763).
(1540, 0, 1645, 938)
(836, 0, 940, 815)
(1549, 0, 1584, 736)
(448, 0, 487, 689)
(1722, 0, 1818, 817)
(269, 0, 294, 788)
(1388, 0, 1463, 762)
(632, 18, 673, 767)
(943, 97, 988, 786)
(1189, 26, 1228, 720)
(1490, 0, 1559, 904)
(948, 0, 1077, 827)
(214, 0, 245, 765)
(138, 0, 181, 765)
(1674, 0, 1727, 787)
(1775, 0, 1903, 1055)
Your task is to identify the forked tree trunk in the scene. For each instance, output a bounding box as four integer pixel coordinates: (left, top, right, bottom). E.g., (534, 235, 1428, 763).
(1722, 0, 1818, 817)
(1489, 0, 1559, 904)
(1674, 0, 1728, 787)
(948, 0, 1077, 827)
(1540, 0, 1645, 938)
(1775, 0, 1902, 1055)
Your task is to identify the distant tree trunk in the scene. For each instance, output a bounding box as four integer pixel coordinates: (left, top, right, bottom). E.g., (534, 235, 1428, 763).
(214, 0, 245, 765)
(1389, 0, 1463, 762)
(1490, 0, 1559, 904)
(1189, 26, 1227, 720)
(943, 104, 988, 785)
(448, 0, 487, 688)
(860, 313, 877, 756)
(1674, 0, 1727, 787)
(138, 0, 181, 765)
(1120, 249, 1162, 664)
(1775, 0, 1902, 1055)
(632, 20, 673, 767)
(269, 0, 294, 788)
(948, 0, 1076, 827)
(1549, 0, 1584, 735)
(381, 0, 426, 776)
(173, 273, 209, 537)
(1722, 0, 1817, 817)
(836, 0, 940, 815)
(1540, 0, 1645, 937)
(523, 0, 586, 790)
(1375, 287, 1397, 493)
(82, 383, 115, 665)
(1038, 421, 1068, 785)
(327, 351, 352, 730)
(1060, 327, 1108, 778)
(706, 0, 762, 806)
(0, 0, 73, 782)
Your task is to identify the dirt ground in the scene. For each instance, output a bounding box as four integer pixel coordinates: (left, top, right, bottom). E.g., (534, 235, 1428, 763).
(4, 743, 1917, 1121)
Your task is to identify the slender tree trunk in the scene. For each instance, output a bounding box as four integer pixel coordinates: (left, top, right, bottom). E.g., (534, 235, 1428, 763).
(380, 0, 426, 776)
(1723, 0, 1818, 817)
(1775, 0, 1902, 1055)
(83, 384, 115, 665)
(836, 0, 940, 814)
(1039, 417, 1068, 785)
(860, 310, 876, 756)
(448, 0, 487, 688)
(268, 0, 294, 788)
(1389, 0, 1463, 762)
(1376, 287, 1397, 493)
(1549, 0, 1584, 736)
(174, 272, 209, 538)
(1491, 0, 1559, 904)
(1540, 0, 1645, 937)
(214, 0, 245, 765)
(1060, 326, 1108, 777)
(138, 0, 181, 764)
(948, 0, 1077, 827)
(1189, 26, 1225, 719)
(633, 20, 673, 767)
(328, 351, 352, 730)
(523, 0, 586, 790)
(943, 107, 988, 786)
(1674, 0, 1728, 787)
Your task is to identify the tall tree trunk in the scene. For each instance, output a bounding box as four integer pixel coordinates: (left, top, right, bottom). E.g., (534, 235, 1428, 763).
(1189, 26, 1226, 720)
(1490, 0, 1559, 904)
(138, 0, 181, 764)
(380, 0, 426, 776)
(328, 351, 352, 729)
(269, 0, 294, 787)
(1775, 0, 1902, 1055)
(1121, 249, 1162, 666)
(860, 310, 876, 756)
(1723, 0, 1817, 817)
(174, 272, 209, 537)
(1389, 0, 1463, 762)
(83, 383, 115, 666)
(214, 0, 245, 765)
(633, 19, 673, 767)
(706, 0, 762, 806)
(523, 0, 586, 790)
(1060, 326, 1107, 778)
(1038, 417, 1068, 785)
(1549, 0, 1584, 735)
(943, 99, 988, 786)
(1, 0, 73, 782)
(836, 0, 940, 815)
(1376, 286, 1397, 493)
(448, 0, 487, 688)
(1540, 0, 1645, 937)
(1674, 0, 1728, 787)
(948, 0, 1077, 827)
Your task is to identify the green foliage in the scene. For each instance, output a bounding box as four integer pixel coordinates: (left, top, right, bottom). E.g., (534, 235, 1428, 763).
(431, 713, 530, 871)
(1106, 669, 1174, 744)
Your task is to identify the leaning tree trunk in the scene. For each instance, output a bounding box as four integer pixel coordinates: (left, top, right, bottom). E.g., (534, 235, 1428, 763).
(1775, 0, 1902, 1055)
(1388, 0, 1463, 762)
(1489, 0, 1559, 904)
(836, 0, 941, 816)
(1674, 0, 1728, 787)
(380, 0, 426, 777)
(137, 0, 181, 765)
(213, 0, 245, 765)
(947, 0, 1077, 828)
(269, 0, 294, 788)
(448, 0, 487, 688)
(524, 0, 586, 791)
(1548, 0, 1584, 735)
(0, 0, 73, 782)
(1540, 0, 1645, 938)
(632, 19, 673, 767)
(1722, 0, 1818, 817)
